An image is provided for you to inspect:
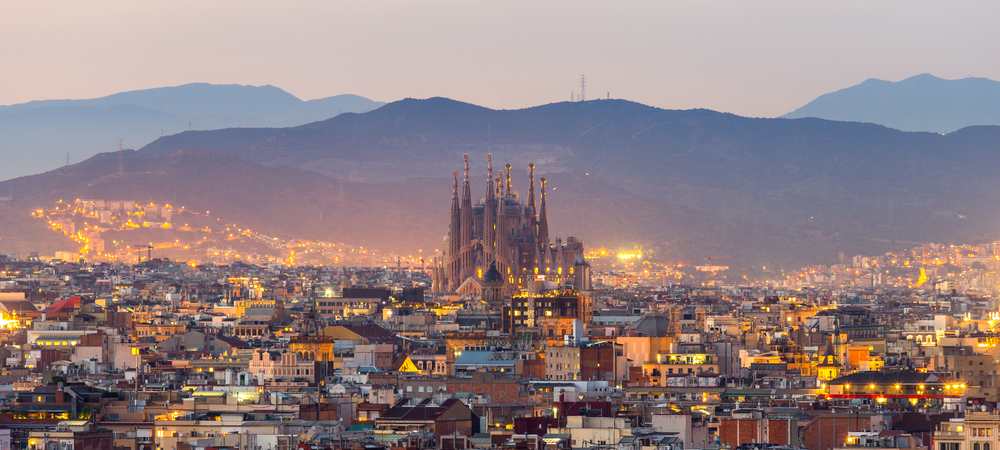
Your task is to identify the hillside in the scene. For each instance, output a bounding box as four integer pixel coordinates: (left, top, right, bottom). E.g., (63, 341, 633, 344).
(9, 96, 1000, 269)
(783, 74, 1000, 132)
(1, 148, 749, 265)
(137, 97, 1000, 267)
(0, 83, 385, 182)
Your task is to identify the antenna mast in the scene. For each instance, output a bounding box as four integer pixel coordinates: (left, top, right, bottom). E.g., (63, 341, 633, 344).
(579, 74, 586, 102)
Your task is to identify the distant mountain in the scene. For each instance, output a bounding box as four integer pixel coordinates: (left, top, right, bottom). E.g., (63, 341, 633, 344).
(0, 83, 385, 181)
(783, 74, 1000, 132)
(134, 97, 1000, 269)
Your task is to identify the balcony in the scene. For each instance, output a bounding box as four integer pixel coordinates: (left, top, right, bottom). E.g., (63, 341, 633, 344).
(934, 426, 964, 439)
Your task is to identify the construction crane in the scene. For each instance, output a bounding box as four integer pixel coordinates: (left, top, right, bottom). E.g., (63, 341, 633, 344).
(931, 278, 948, 296)
(132, 244, 153, 262)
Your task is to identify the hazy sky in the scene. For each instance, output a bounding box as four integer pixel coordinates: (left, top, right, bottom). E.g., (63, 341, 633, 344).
(2, 0, 999, 117)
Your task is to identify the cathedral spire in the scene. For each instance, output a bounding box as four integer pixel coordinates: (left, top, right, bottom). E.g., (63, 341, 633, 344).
(528, 164, 536, 209)
(537, 177, 549, 246)
(447, 169, 461, 290)
(447, 171, 462, 292)
(459, 155, 474, 283)
(487, 153, 493, 181)
(505, 163, 512, 196)
(495, 175, 511, 279)
(497, 171, 504, 198)
(483, 162, 497, 262)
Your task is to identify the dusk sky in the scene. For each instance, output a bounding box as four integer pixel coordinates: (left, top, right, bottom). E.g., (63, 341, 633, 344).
(3, 0, 999, 117)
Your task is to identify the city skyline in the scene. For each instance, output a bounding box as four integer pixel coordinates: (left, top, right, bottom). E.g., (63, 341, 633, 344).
(3, 3, 1000, 450)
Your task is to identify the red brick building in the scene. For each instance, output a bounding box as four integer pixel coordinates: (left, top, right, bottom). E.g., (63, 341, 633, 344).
(799, 414, 877, 450)
(580, 341, 620, 381)
(719, 410, 799, 449)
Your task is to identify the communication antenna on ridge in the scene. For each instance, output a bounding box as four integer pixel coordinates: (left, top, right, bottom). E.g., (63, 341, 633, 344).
(579, 74, 586, 102)
(65, 153, 70, 166)
(117, 139, 124, 176)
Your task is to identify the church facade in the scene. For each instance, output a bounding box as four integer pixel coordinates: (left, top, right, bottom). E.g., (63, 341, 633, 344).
(431, 154, 590, 295)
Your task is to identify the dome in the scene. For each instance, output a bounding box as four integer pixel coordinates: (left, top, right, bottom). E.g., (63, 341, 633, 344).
(627, 314, 672, 337)
(482, 260, 503, 284)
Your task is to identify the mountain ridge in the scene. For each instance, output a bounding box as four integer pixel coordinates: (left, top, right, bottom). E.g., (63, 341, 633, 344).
(8, 96, 1000, 269)
(132, 97, 1000, 268)
(0, 83, 385, 182)
(783, 73, 1000, 132)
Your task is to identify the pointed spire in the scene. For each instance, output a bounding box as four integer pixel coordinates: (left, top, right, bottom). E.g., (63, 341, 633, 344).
(538, 177, 549, 246)
(497, 171, 504, 198)
(483, 160, 497, 262)
(543, 240, 554, 274)
(450, 169, 461, 264)
(495, 176, 511, 278)
(459, 155, 474, 283)
(528, 164, 536, 208)
(505, 163, 512, 196)
(487, 154, 493, 181)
